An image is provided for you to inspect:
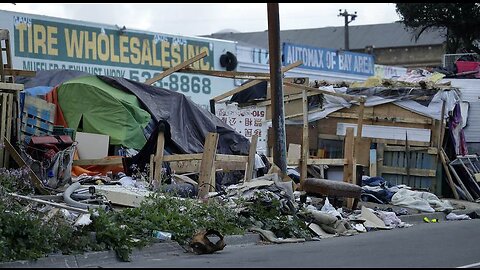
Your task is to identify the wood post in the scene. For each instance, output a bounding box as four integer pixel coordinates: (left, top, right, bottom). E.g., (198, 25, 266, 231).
(344, 127, 355, 209)
(244, 134, 259, 182)
(300, 89, 309, 190)
(344, 127, 355, 185)
(198, 133, 219, 199)
(153, 131, 165, 184)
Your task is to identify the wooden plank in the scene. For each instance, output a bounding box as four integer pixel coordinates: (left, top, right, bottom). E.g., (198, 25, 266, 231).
(309, 158, 346, 166)
(216, 154, 249, 162)
(439, 149, 460, 200)
(179, 68, 270, 80)
(163, 154, 203, 162)
(4, 93, 13, 167)
(153, 131, 165, 183)
(343, 127, 355, 184)
(3, 138, 48, 194)
(377, 143, 385, 177)
(73, 157, 123, 166)
(0, 94, 7, 167)
(145, 51, 207, 85)
(286, 158, 346, 166)
(0, 82, 23, 91)
(384, 145, 438, 154)
(170, 160, 201, 173)
(3, 69, 36, 77)
(405, 132, 411, 186)
(198, 133, 219, 199)
(347, 158, 357, 209)
(216, 161, 247, 171)
(356, 99, 366, 139)
(317, 133, 431, 147)
(212, 60, 303, 102)
(355, 137, 371, 167)
(300, 89, 309, 189)
(213, 79, 264, 102)
(438, 100, 446, 152)
(245, 134, 259, 181)
(328, 112, 433, 125)
(381, 166, 436, 177)
(283, 82, 360, 101)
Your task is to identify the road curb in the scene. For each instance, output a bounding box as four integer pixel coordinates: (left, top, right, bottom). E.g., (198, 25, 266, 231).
(0, 233, 261, 268)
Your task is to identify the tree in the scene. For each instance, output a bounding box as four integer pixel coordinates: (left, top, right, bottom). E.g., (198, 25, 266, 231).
(395, 3, 480, 54)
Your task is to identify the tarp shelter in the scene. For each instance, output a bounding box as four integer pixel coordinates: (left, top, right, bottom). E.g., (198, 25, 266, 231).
(98, 76, 251, 156)
(57, 76, 151, 150)
(16, 69, 90, 88)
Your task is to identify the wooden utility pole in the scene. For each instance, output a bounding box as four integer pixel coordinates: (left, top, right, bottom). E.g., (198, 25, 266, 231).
(267, 3, 287, 173)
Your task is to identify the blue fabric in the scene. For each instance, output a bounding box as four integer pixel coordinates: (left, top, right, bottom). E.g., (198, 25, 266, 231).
(24, 86, 53, 96)
(362, 176, 392, 187)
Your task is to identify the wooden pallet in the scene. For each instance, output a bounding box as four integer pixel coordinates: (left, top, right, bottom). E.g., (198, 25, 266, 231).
(0, 82, 22, 167)
(20, 96, 55, 144)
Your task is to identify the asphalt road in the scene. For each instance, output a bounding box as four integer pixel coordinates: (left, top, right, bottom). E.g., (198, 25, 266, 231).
(105, 219, 480, 268)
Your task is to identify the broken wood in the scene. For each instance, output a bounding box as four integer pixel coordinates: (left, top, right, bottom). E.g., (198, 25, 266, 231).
(145, 51, 207, 85)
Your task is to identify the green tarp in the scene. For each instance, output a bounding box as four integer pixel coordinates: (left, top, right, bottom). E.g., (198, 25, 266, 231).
(58, 76, 151, 150)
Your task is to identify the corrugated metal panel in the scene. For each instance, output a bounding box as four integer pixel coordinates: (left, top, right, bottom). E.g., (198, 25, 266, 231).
(464, 103, 480, 142)
(449, 79, 480, 143)
(450, 79, 480, 101)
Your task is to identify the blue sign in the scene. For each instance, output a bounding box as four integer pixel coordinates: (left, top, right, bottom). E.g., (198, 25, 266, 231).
(283, 42, 375, 76)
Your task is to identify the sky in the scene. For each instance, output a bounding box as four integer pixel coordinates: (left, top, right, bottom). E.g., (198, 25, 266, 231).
(0, 3, 402, 37)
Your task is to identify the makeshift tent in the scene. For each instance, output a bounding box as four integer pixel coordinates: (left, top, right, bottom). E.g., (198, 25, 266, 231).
(57, 76, 151, 150)
(98, 76, 250, 156)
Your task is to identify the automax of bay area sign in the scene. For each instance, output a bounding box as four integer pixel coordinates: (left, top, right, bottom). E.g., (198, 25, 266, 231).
(0, 10, 237, 110)
(282, 42, 375, 77)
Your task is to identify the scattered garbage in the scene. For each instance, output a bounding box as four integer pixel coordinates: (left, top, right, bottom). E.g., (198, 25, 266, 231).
(152, 230, 173, 241)
(189, 229, 226, 254)
(446, 212, 471, 221)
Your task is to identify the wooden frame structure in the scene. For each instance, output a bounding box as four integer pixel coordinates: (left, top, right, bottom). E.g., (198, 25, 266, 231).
(148, 132, 258, 199)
